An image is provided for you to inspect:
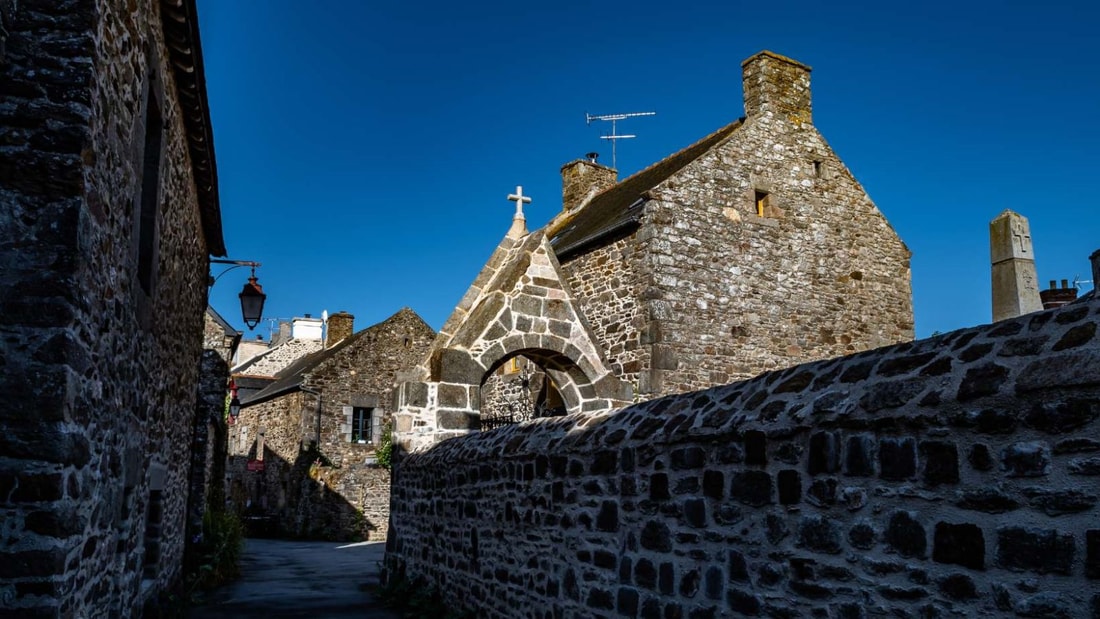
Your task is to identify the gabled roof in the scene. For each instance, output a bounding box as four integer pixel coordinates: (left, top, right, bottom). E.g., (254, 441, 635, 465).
(549, 118, 744, 258)
(241, 308, 433, 407)
(205, 305, 238, 337)
(231, 338, 322, 378)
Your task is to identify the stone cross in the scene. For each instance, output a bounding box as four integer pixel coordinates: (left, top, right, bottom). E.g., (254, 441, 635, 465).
(508, 186, 531, 219)
(990, 210, 1042, 322)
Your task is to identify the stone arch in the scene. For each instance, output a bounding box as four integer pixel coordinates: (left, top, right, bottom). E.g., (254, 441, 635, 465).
(395, 229, 632, 452)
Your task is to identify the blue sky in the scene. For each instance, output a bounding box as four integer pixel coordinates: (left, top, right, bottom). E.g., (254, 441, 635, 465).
(199, 0, 1098, 340)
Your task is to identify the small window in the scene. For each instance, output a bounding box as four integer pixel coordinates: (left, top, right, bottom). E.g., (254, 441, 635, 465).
(503, 357, 521, 375)
(813, 160, 823, 178)
(754, 190, 769, 217)
(351, 407, 373, 443)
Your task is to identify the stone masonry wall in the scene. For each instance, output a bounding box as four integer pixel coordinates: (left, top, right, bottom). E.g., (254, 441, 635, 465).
(227, 309, 434, 539)
(562, 235, 649, 397)
(634, 102, 912, 397)
(1, 1, 212, 616)
(386, 299, 1100, 618)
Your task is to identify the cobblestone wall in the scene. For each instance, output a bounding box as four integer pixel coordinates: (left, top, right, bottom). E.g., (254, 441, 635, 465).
(386, 299, 1100, 618)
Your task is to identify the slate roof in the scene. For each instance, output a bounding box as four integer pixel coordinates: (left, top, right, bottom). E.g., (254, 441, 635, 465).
(241, 328, 365, 406)
(549, 118, 744, 258)
(205, 305, 238, 337)
(241, 308, 434, 407)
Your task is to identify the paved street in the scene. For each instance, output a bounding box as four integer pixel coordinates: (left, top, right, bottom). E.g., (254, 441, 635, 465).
(189, 538, 399, 618)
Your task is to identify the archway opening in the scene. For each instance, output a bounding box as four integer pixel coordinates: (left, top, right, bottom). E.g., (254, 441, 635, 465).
(478, 348, 587, 431)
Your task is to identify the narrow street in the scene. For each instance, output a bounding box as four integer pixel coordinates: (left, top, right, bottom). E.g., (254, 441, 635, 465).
(189, 539, 399, 618)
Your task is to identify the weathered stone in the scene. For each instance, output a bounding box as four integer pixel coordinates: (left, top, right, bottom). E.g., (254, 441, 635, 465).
(919, 441, 959, 486)
(729, 471, 772, 506)
(1053, 322, 1097, 351)
(879, 438, 916, 481)
(955, 487, 1020, 513)
(932, 522, 985, 570)
(807, 432, 840, 474)
(798, 515, 842, 554)
(777, 470, 801, 505)
(805, 478, 837, 507)
(1001, 442, 1051, 477)
(1024, 398, 1100, 433)
(937, 573, 977, 600)
(848, 522, 876, 549)
(1070, 457, 1100, 476)
(968, 444, 994, 471)
(1016, 350, 1100, 392)
(885, 511, 926, 559)
(996, 527, 1075, 574)
(1017, 593, 1072, 619)
(1021, 488, 1097, 516)
(844, 435, 875, 477)
(957, 363, 1009, 401)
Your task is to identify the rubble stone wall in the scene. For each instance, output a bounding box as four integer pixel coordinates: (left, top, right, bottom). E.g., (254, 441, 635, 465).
(635, 104, 913, 397)
(387, 300, 1100, 618)
(561, 236, 649, 396)
(0, 1, 212, 616)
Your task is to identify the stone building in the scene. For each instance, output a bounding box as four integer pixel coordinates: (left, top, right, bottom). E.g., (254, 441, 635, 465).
(227, 308, 434, 540)
(204, 305, 242, 365)
(396, 51, 914, 451)
(0, 0, 226, 616)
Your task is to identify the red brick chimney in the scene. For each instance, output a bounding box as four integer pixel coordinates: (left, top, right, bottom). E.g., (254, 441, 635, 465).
(742, 50, 812, 122)
(561, 153, 617, 212)
(1040, 280, 1077, 310)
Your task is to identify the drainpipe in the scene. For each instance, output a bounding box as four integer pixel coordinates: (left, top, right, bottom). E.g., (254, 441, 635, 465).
(299, 386, 322, 448)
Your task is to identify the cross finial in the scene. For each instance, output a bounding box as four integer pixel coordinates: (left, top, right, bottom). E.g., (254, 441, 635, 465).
(508, 185, 531, 219)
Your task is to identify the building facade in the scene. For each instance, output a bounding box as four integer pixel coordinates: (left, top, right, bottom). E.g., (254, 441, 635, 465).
(0, 0, 225, 615)
(227, 308, 434, 540)
(397, 51, 914, 451)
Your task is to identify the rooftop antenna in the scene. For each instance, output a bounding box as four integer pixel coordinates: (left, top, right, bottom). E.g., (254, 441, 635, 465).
(1072, 274, 1093, 290)
(586, 110, 656, 170)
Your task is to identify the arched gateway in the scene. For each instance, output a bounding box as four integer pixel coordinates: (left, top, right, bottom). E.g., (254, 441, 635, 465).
(394, 197, 632, 452)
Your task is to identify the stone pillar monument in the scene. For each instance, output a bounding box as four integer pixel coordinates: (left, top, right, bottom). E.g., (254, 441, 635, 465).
(990, 210, 1042, 321)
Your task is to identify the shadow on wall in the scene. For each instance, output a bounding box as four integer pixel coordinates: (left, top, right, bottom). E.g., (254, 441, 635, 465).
(226, 442, 390, 542)
(385, 300, 1100, 617)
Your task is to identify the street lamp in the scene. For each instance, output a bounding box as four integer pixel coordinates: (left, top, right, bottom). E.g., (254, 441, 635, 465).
(210, 259, 267, 330)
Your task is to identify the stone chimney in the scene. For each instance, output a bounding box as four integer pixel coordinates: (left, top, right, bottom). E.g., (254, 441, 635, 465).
(1091, 249, 1100, 294)
(327, 311, 354, 347)
(741, 50, 812, 121)
(561, 153, 617, 212)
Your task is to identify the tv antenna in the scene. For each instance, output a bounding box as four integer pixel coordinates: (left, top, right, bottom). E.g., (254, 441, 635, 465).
(586, 110, 656, 170)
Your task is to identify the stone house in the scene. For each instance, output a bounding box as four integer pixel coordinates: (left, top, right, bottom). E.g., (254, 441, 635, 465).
(230, 314, 325, 402)
(397, 51, 914, 450)
(0, 0, 227, 616)
(204, 305, 242, 365)
(227, 308, 434, 540)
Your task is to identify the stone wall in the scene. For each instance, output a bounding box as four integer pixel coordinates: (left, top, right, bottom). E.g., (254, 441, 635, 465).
(227, 309, 434, 539)
(386, 299, 1100, 618)
(0, 1, 215, 616)
(561, 236, 649, 394)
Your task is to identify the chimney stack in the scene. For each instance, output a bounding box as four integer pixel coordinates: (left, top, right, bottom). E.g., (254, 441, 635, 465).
(327, 311, 355, 347)
(1040, 279, 1078, 310)
(741, 50, 812, 121)
(1091, 249, 1100, 294)
(561, 156, 617, 212)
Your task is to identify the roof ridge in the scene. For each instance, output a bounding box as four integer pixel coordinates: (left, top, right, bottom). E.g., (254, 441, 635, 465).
(615, 117, 744, 188)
